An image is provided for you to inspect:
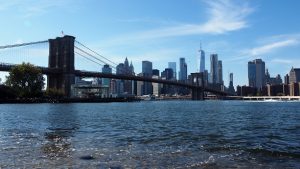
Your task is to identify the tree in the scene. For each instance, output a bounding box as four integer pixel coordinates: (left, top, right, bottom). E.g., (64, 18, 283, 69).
(5, 62, 45, 97)
(0, 85, 17, 99)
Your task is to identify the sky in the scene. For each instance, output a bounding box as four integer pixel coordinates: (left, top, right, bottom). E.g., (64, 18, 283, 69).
(0, 0, 300, 87)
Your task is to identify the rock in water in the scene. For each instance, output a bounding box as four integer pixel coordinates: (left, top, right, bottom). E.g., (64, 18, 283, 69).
(80, 155, 95, 160)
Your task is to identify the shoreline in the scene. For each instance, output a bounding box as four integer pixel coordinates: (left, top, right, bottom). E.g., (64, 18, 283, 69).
(0, 97, 141, 104)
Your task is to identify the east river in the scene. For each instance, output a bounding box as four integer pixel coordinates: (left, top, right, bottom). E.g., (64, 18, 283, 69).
(0, 101, 299, 168)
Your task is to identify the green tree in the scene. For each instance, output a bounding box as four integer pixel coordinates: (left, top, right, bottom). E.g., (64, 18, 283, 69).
(5, 62, 45, 97)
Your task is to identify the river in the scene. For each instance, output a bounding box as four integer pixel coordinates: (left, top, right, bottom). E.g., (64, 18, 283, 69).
(0, 101, 299, 168)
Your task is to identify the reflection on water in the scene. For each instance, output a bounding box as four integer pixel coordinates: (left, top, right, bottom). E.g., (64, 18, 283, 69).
(42, 105, 79, 159)
(0, 101, 299, 168)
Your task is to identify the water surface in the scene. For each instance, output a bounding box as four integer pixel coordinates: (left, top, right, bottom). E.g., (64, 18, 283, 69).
(0, 101, 299, 168)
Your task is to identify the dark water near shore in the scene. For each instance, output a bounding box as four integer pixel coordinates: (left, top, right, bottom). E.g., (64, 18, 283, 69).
(0, 101, 300, 168)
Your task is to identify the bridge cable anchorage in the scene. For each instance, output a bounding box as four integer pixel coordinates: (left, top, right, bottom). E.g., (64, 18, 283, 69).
(75, 51, 106, 67)
(75, 40, 118, 66)
(0, 40, 48, 50)
(74, 46, 117, 70)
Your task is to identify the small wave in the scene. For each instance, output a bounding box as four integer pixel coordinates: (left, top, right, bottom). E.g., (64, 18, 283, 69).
(247, 148, 300, 158)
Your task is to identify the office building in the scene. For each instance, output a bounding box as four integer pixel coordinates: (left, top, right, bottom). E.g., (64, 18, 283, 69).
(101, 64, 112, 87)
(115, 58, 135, 96)
(210, 54, 218, 84)
(217, 60, 223, 84)
(142, 61, 153, 95)
(152, 69, 160, 76)
(199, 45, 205, 72)
(248, 59, 265, 89)
(179, 58, 187, 82)
(228, 73, 235, 94)
(284, 74, 289, 84)
(289, 67, 300, 84)
(152, 75, 161, 96)
(168, 62, 177, 80)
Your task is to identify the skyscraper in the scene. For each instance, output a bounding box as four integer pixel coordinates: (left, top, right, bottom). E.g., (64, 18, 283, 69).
(115, 57, 135, 95)
(142, 61, 153, 95)
(217, 60, 223, 84)
(228, 73, 235, 94)
(168, 62, 176, 80)
(289, 67, 300, 84)
(199, 44, 205, 72)
(248, 59, 265, 88)
(179, 58, 187, 82)
(101, 64, 112, 87)
(210, 54, 218, 84)
(152, 69, 160, 76)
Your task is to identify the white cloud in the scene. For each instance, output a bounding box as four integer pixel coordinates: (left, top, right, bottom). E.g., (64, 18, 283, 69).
(101, 0, 253, 47)
(230, 34, 300, 62)
(246, 39, 299, 56)
(271, 58, 293, 64)
(0, 0, 74, 18)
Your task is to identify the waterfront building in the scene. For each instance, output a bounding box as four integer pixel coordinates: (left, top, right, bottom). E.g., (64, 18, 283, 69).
(179, 58, 187, 82)
(152, 75, 161, 96)
(152, 69, 160, 76)
(210, 54, 218, 84)
(161, 68, 175, 95)
(199, 45, 205, 72)
(284, 74, 289, 84)
(142, 61, 153, 95)
(236, 85, 257, 96)
(102, 64, 112, 87)
(136, 73, 144, 96)
(115, 58, 135, 96)
(289, 82, 300, 96)
(168, 62, 176, 80)
(265, 69, 282, 85)
(289, 67, 300, 84)
(248, 59, 266, 89)
(228, 73, 235, 94)
(266, 84, 290, 96)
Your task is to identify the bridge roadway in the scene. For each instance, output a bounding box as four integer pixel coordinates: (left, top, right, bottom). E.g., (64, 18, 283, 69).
(0, 63, 227, 96)
(0, 63, 61, 74)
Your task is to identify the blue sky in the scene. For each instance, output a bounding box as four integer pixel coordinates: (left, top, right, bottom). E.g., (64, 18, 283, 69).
(0, 0, 300, 87)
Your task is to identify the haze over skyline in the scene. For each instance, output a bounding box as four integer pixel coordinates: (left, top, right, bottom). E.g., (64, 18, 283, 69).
(1, 0, 300, 86)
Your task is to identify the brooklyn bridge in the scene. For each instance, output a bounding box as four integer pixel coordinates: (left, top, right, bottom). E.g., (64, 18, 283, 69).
(0, 35, 227, 100)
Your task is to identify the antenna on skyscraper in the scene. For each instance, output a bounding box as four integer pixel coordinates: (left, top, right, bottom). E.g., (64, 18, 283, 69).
(200, 42, 202, 51)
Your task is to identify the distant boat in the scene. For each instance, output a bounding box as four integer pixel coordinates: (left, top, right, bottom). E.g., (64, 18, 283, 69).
(263, 99, 278, 102)
(141, 95, 155, 101)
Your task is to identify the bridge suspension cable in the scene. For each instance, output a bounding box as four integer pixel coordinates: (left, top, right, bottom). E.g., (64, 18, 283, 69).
(74, 46, 116, 71)
(0, 40, 48, 50)
(75, 40, 118, 66)
(75, 51, 106, 67)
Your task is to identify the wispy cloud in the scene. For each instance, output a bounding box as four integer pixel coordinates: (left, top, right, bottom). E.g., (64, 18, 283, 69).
(102, 0, 253, 46)
(0, 0, 74, 18)
(271, 58, 293, 64)
(230, 33, 300, 61)
(245, 39, 299, 56)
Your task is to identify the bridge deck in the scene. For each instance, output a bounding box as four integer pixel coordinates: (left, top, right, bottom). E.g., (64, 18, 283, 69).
(0, 63, 227, 96)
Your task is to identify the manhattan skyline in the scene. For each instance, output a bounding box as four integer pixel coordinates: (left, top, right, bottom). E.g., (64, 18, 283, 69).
(0, 0, 300, 86)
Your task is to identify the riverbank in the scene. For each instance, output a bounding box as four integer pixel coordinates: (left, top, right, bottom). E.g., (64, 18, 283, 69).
(0, 97, 141, 104)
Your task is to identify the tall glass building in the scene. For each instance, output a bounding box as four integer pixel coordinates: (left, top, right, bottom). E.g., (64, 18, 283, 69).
(248, 59, 265, 89)
(210, 54, 218, 84)
(179, 58, 187, 82)
(102, 64, 112, 87)
(142, 61, 153, 95)
(168, 62, 176, 80)
(199, 49, 205, 73)
(217, 60, 223, 84)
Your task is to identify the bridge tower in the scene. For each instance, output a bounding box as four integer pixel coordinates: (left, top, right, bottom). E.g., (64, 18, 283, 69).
(47, 35, 75, 97)
(191, 73, 205, 100)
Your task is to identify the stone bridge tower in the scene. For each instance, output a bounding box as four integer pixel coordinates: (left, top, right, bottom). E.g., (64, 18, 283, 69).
(47, 35, 75, 97)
